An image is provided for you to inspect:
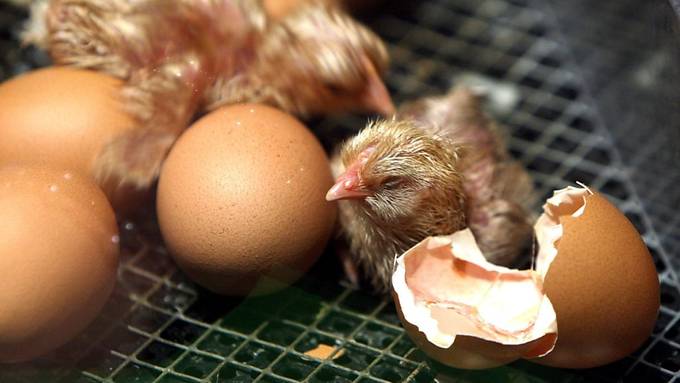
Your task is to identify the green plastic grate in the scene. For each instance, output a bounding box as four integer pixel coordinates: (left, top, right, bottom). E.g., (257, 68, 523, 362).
(1, 0, 678, 382)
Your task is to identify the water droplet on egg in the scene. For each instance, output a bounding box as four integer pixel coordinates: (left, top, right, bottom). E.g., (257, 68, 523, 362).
(49, 184, 58, 192)
(111, 235, 120, 244)
(63, 173, 73, 180)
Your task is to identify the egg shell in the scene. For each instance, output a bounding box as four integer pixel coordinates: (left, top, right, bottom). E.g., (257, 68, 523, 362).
(390, 187, 658, 370)
(531, 192, 659, 368)
(0, 165, 119, 363)
(391, 231, 558, 370)
(0, 67, 141, 213)
(157, 104, 336, 296)
(393, 291, 555, 369)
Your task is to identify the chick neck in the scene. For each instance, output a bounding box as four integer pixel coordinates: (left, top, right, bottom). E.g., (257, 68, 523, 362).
(338, 187, 468, 294)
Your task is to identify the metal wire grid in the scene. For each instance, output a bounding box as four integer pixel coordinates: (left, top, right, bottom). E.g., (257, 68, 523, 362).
(1, 0, 679, 382)
(543, 0, 680, 276)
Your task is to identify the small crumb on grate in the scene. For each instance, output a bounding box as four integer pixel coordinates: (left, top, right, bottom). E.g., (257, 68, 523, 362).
(304, 344, 344, 360)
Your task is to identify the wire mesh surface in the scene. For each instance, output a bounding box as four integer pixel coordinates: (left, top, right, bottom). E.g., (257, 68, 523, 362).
(1, 0, 679, 382)
(546, 0, 680, 280)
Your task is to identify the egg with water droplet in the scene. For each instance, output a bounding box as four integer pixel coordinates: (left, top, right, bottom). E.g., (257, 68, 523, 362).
(157, 104, 336, 296)
(0, 165, 119, 363)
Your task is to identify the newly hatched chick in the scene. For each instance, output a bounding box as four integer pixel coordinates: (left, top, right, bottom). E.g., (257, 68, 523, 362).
(328, 87, 534, 293)
(26, 0, 393, 193)
(329, 120, 467, 291)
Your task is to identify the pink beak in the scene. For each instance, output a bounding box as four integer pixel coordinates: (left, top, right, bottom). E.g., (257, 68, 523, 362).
(360, 57, 395, 117)
(326, 155, 373, 201)
(326, 173, 371, 201)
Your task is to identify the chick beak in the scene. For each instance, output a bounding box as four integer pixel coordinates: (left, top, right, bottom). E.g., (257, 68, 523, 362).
(360, 57, 395, 117)
(326, 163, 371, 201)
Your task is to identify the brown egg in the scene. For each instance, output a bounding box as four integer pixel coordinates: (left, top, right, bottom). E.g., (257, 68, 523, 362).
(0, 165, 119, 363)
(0, 67, 139, 212)
(391, 186, 658, 370)
(157, 104, 336, 296)
(530, 187, 659, 368)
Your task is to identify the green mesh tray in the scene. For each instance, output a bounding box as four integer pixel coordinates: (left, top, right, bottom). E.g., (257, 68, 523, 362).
(0, 0, 675, 381)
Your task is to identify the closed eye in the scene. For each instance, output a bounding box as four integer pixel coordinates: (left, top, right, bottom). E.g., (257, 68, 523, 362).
(324, 83, 348, 95)
(382, 176, 403, 189)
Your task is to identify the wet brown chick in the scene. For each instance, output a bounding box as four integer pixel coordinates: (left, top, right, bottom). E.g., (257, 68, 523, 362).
(328, 120, 468, 292)
(203, 0, 394, 117)
(27, 0, 393, 193)
(328, 87, 534, 293)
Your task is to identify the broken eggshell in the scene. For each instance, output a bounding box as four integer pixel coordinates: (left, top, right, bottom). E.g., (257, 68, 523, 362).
(393, 185, 659, 370)
(531, 186, 659, 368)
(392, 229, 558, 369)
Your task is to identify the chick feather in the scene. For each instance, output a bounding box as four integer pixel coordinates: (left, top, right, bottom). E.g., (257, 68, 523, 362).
(329, 86, 534, 293)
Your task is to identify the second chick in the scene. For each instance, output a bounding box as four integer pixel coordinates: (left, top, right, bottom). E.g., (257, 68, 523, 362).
(328, 86, 535, 293)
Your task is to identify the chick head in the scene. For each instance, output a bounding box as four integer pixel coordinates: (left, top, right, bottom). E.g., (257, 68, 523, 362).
(328, 119, 466, 229)
(258, 0, 394, 116)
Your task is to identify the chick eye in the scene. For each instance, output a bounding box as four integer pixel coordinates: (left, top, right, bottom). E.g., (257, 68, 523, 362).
(382, 176, 403, 189)
(323, 82, 346, 95)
